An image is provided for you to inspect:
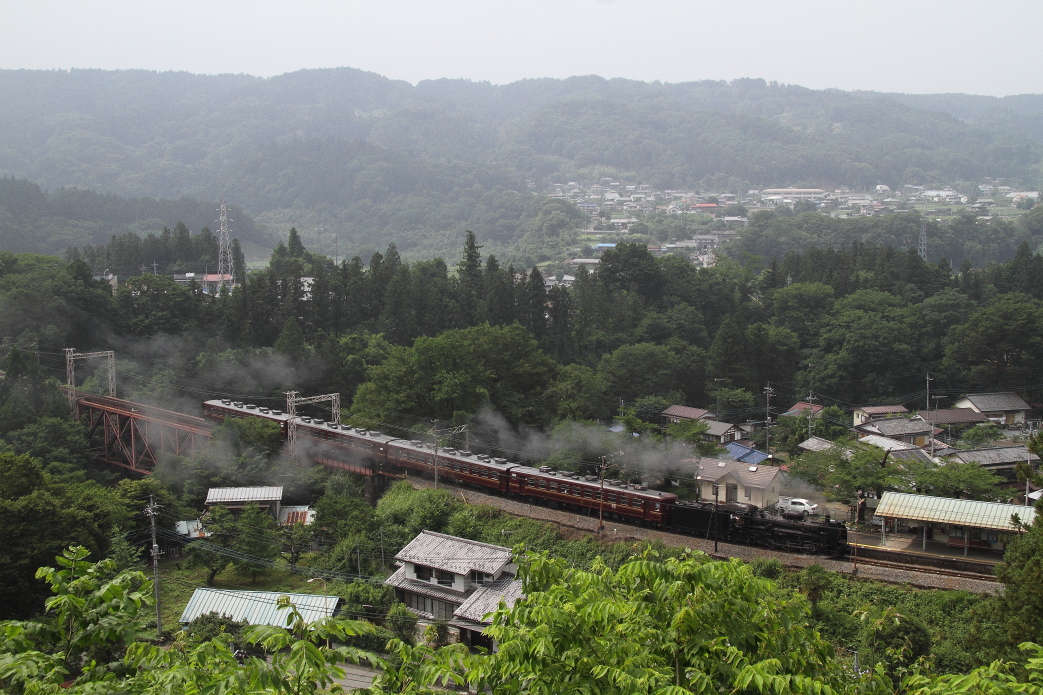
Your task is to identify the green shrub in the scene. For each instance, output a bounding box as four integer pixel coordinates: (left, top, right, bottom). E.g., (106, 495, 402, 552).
(750, 558, 784, 580)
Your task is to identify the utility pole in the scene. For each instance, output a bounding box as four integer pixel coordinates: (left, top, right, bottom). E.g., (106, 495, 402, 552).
(598, 456, 608, 532)
(930, 395, 944, 458)
(714, 377, 725, 420)
(1027, 421, 1035, 506)
(763, 384, 775, 455)
(145, 496, 163, 636)
(807, 392, 817, 439)
(805, 362, 815, 438)
(432, 419, 440, 489)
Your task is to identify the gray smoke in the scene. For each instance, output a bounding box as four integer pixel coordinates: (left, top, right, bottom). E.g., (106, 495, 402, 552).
(469, 405, 702, 483)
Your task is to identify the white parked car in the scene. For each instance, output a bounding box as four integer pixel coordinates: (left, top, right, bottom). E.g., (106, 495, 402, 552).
(777, 498, 818, 518)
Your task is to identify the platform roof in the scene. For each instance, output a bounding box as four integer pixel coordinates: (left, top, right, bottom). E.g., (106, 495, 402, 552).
(179, 588, 338, 626)
(875, 491, 1035, 531)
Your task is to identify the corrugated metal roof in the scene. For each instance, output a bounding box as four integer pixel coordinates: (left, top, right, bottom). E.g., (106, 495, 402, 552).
(725, 442, 770, 464)
(960, 392, 1030, 413)
(875, 491, 1036, 531)
(178, 588, 338, 626)
(888, 448, 936, 464)
(856, 434, 918, 451)
(453, 579, 525, 624)
(394, 531, 512, 576)
(279, 506, 315, 526)
(799, 436, 834, 452)
(206, 487, 284, 504)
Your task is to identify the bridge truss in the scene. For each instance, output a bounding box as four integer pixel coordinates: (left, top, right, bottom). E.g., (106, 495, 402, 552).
(75, 394, 212, 473)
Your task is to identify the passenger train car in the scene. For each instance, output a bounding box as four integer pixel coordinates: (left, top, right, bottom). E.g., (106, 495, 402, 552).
(202, 399, 848, 554)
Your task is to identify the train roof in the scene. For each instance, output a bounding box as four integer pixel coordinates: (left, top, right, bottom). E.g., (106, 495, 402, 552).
(205, 400, 391, 439)
(205, 399, 291, 421)
(510, 465, 676, 499)
(676, 500, 758, 514)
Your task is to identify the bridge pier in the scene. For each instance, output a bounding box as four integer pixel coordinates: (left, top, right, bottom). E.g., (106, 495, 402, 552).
(365, 471, 389, 506)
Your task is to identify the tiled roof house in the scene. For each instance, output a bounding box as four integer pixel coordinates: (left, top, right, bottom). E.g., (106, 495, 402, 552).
(385, 531, 523, 649)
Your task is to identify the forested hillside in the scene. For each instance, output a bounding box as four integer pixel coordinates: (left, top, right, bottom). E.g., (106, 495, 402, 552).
(877, 91, 1043, 143)
(1, 69, 1040, 258)
(0, 177, 263, 256)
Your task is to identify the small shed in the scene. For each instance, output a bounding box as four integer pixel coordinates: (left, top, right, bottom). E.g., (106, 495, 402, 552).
(205, 486, 283, 519)
(874, 491, 1036, 555)
(178, 588, 339, 627)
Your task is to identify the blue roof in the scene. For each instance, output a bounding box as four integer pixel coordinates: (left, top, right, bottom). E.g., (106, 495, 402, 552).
(725, 442, 771, 465)
(596, 243, 617, 248)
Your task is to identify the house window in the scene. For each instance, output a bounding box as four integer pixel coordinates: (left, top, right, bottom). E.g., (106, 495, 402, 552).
(405, 593, 457, 621)
(744, 487, 751, 500)
(436, 569, 454, 587)
(414, 564, 432, 581)
(470, 570, 492, 585)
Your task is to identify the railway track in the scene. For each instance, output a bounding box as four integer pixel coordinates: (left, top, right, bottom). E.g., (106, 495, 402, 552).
(847, 556, 996, 581)
(407, 476, 1004, 592)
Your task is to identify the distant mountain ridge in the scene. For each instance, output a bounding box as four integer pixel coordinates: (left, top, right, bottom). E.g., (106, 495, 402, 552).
(0, 68, 1040, 258)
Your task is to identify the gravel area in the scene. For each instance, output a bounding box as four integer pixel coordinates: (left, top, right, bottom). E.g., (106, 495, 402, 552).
(407, 475, 1002, 595)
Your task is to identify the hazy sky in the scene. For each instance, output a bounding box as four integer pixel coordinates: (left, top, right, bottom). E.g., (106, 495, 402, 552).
(2, 0, 1041, 96)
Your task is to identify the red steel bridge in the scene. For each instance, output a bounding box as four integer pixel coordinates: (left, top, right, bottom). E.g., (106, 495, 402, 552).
(68, 393, 389, 502)
(71, 392, 214, 474)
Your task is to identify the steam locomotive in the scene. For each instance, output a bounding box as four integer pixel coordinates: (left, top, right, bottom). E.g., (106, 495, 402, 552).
(203, 399, 848, 555)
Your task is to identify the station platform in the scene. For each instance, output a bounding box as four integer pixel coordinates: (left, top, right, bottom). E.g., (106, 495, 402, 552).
(847, 530, 1003, 564)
